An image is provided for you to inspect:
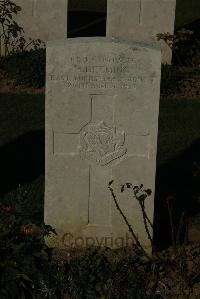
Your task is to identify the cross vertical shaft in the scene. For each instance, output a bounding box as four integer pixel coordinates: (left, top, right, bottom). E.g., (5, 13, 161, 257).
(139, 0, 143, 25)
(31, 0, 36, 16)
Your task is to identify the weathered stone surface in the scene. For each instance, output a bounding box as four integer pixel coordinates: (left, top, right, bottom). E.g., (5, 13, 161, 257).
(15, 0, 68, 42)
(14, 0, 175, 63)
(45, 37, 161, 252)
(107, 0, 176, 63)
(16, 0, 176, 63)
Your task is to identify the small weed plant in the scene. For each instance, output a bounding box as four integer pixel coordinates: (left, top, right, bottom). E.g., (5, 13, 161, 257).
(0, 0, 44, 56)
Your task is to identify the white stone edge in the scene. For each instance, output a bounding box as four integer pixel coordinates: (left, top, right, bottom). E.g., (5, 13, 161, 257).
(46, 37, 161, 52)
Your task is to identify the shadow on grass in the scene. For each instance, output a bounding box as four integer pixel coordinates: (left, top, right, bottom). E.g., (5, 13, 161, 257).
(0, 130, 44, 196)
(154, 138, 200, 250)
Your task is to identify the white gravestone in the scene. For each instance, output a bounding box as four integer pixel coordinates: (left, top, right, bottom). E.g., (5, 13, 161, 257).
(45, 38, 161, 251)
(14, 0, 175, 63)
(15, 0, 68, 43)
(107, 0, 176, 63)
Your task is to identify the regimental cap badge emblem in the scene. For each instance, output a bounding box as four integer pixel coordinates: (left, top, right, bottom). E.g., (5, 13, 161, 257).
(79, 121, 127, 166)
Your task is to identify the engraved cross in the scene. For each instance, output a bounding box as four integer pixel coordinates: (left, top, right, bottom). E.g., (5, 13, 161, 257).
(53, 94, 122, 228)
(53, 93, 150, 232)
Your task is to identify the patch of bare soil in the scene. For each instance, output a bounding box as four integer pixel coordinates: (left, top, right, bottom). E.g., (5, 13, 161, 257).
(0, 71, 44, 94)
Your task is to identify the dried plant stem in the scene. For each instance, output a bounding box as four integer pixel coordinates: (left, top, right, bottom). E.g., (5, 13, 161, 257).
(139, 201, 153, 246)
(129, 184, 154, 250)
(108, 185, 151, 261)
(167, 203, 176, 250)
(176, 212, 185, 246)
(139, 201, 162, 259)
(144, 213, 153, 229)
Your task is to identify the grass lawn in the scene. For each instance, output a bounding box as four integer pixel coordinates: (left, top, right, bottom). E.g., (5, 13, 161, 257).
(0, 93, 44, 145)
(0, 93, 45, 223)
(175, 0, 200, 28)
(157, 98, 200, 166)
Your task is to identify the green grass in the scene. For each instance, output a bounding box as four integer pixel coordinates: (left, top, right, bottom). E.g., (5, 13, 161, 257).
(175, 0, 200, 27)
(0, 93, 44, 145)
(0, 92, 45, 223)
(157, 97, 200, 165)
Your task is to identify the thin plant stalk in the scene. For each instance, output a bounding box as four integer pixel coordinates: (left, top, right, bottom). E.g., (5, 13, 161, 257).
(108, 184, 151, 261)
(167, 202, 176, 251)
(176, 212, 185, 246)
